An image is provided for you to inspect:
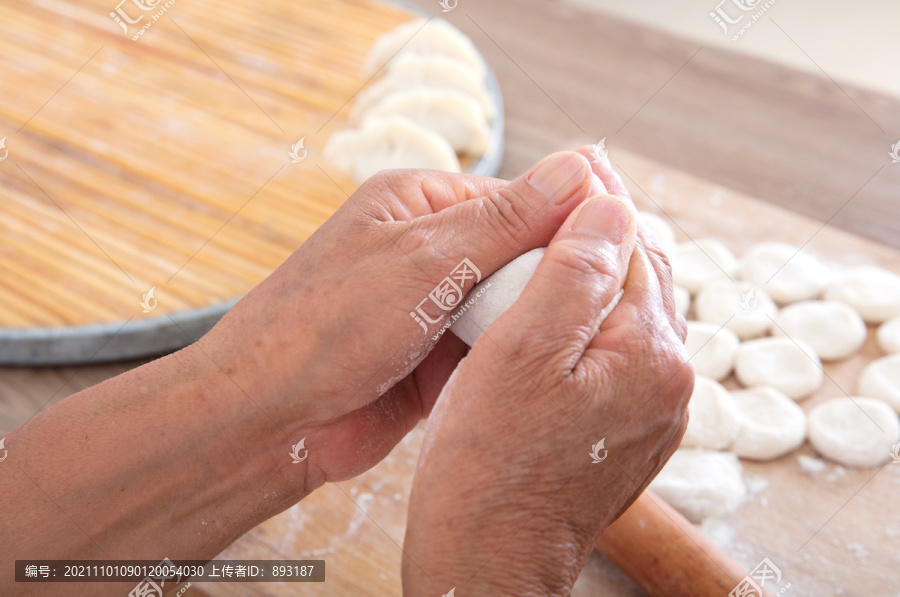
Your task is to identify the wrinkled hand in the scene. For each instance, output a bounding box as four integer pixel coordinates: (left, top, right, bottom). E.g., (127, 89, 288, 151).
(402, 150, 693, 596)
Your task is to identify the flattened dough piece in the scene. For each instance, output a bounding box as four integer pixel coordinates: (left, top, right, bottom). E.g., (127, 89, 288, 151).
(824, 266, 900, 324)
(730, 386, 808, 460)
(684, 321, 740, 381)
(681, 376, 741, 450)
(649, 449, 746, 522)
(364, 88, 490, 155)
(638, 211, 675, 254)
(772, 300, 867, 361)
(735, 337, 823, 400)
(738, 243, 830, 304)
(695, 279, 777, 340)
(808, 397, 900, 468)
(323, 116, 460, 183)
(674, 286, 691, 317)
(363, 18, 486, 77)
(857, 354, 900, 414)
(877, 316, 900, 354)
(671, 239, 738, 294)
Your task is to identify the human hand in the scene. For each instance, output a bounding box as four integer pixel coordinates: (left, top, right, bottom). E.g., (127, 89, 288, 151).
(401, 149, 693, 596)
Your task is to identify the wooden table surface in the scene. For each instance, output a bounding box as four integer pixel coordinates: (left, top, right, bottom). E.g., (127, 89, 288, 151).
(3, 0, 899, 595)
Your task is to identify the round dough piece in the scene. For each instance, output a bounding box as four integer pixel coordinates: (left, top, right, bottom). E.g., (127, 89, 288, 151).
(649, 449, 746, 522)
(735, 337, 823, 400)
(638, 211, 676, 254)
(695, 279, 777, 340)
(772, 300, 867, 361)
(674, 286, 691, 317)
(857, 354, 900, 414)
(824, 266, 900, 324)
(738, 243, 830, 304)
(877, 315, 900, 354)
(323, 115, 460, 182)
(808, 397, 900, 468)
(681, 376, 741, 450)
(363, 18, 486, 77)
(671, 239, 738, 294)
(684, 321, 740, 382)
(730, 386, 808, 460)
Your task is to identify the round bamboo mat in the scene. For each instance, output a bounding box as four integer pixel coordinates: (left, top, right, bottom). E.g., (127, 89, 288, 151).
(0, 0, 504, 364)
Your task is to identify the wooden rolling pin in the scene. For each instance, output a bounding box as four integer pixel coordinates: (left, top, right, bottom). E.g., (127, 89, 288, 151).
(597, 491, 775, 597)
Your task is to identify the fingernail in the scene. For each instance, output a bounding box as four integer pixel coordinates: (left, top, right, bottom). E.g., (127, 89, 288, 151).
(527, 152, 588, 205)
(573, 196, 633, 244)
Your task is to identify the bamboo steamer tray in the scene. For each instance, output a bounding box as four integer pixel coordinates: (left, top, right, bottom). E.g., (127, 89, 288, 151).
(0, 0, 504, 365)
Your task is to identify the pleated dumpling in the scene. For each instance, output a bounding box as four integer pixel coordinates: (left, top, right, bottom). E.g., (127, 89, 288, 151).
(352, 53, 494, 121)
(362, 88, 490, 155)
(323, 115, 461, 183)
(363, 18, 485, 78)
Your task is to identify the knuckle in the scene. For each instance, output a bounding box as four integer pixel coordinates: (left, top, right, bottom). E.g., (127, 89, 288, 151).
(542, 241, 620, 286)
(482, 186, 537, 241)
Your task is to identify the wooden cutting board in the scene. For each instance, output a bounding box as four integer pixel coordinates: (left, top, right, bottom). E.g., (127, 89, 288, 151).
(201, 149, 900, 597)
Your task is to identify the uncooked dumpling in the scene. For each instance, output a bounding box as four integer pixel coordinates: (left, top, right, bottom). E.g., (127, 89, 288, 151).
(363, 88, 490, 155)
(649, 449, 746, 522)
(877, 315, 900, 354)
(323, 115, 460, 183)
(363, 18, 486, 78)
(738, 243, 830, 304)
(857, 354, 900, 414)
(735, 337, 823, 400)
(824, 266, 900, 324)
(684, 321, 740, 381)
(772, 300, 866, 361)
(694, 279, 777, 340)
(352, 53, 493, 121)
(680, 376, 741, 450)
(807, 397, 900, 468)
(671, 239, 738, 294)
(638, 211, 676, 254)
(729, 386, 807, 461)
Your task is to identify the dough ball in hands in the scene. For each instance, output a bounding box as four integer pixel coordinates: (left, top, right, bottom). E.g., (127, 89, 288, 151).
(323, 116, 460, 182)
(695, 279, 777, 339)
(638, 211, 676, 254)
(824, 266, 900, 324)
(729, 386, 808, 461)
(363, 18, 486, 77)
(876, 315, 900, 355)
(680, 376, 741, 450)
(772, 300, 867, 361)
(857, 354, 900, 414)
(684, 321, 740, 381)
(671, 239, 738, 294)
(735, 337, 823, 400)
(807, 397, 900, 468)
(649, 449, 746, 523)
(738, 242, 830, 304)
(674, 286, 691, 317)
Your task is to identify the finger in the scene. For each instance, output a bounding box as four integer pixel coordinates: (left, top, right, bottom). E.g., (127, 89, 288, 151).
(479, 194, 638, 362)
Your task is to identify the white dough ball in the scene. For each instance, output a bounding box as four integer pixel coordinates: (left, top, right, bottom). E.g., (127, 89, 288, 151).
(735, 337, 823, 400)
(649, 449, 746, 522)
(824, 266, 900, 324)
(323, 116, 460, 182)
(857, 354, 900, 414)
(684, 321, 740, 381)
(729, 386, 808, 460)
(681, 376, 741, 450)
(671, 239, 738, 294)
(363, 18, 486, 78)
(638, 211, 676, 254)
(674, 286, 691, 317)
(808, 397, 900, 468)
(772, 300, 867, 361)
(695, 279, 777, 340)
(877, 316, 900, 354)
(363, 88, 490, 155)
(738, 242, 830, 304)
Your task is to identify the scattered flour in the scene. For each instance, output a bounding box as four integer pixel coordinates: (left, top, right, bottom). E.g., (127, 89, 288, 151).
(798, 454, 828, 475)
